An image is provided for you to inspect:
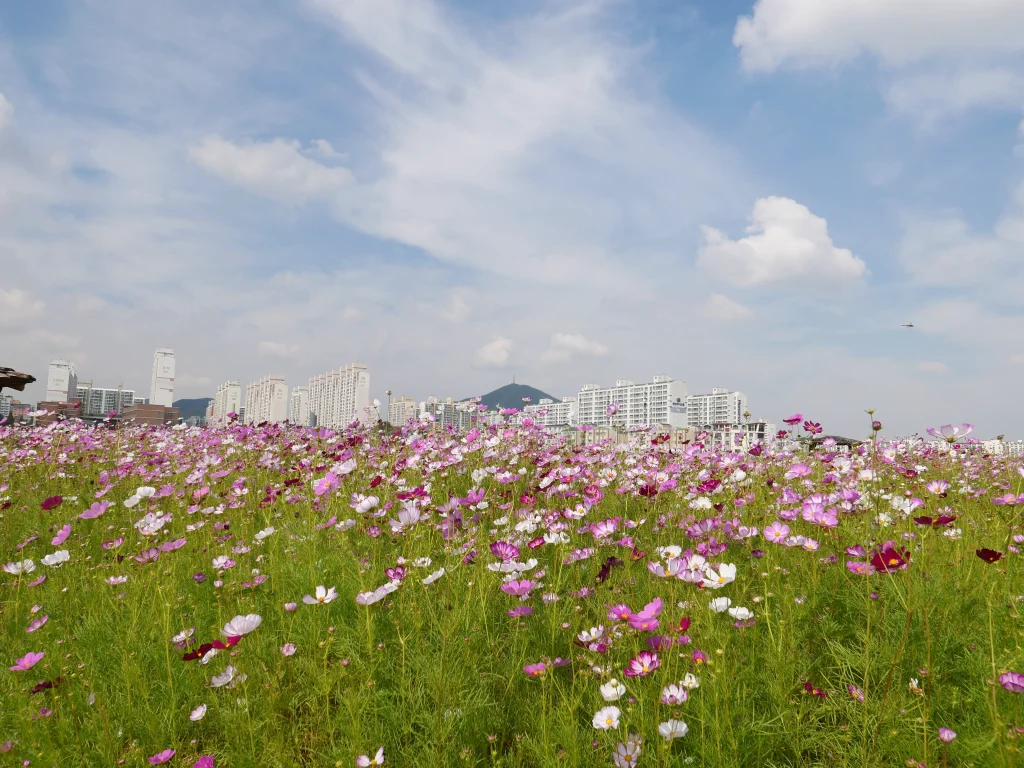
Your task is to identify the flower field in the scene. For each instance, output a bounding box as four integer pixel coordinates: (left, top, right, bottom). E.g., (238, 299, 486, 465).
(2, 414, 1024, 767)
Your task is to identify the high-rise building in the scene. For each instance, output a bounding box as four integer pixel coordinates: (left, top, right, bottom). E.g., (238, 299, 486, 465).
(74, 381, 136, 417)
(388, 396, 417, 426)
(150, 349, 175, 407)
(523, 397, 577, 429)
(244, 375, 288, 424)
(211, 381, 242, 425)
(575, 376, 688, 429)
(419, 397, 456, 428)
(0, 393, 12, 419)
(289, 386, 310, 426)
(307, 363, 371, 429)
(686, 388, 748, 429)
(45, 360, 78, 402)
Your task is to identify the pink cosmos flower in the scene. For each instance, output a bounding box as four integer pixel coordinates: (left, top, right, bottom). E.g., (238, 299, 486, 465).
(938, 727, 957, 743)
(926, 423, 973, 443)
(500, 580, 536, 597)
(281, 643, 297, 656)
(490, 541, 520, 562)
(508, 606, 533, 618)
(148, 749, 175, 764)
(608, 604, 633, 621)
(999, 672, 1024, 693)
(624, 651, 660, 677)
(846, 561, 876, 575)
(193, 757, 215, 768)
(356, 747, 385, 766)
(80, 500, 109, 519)
(26, 615, 48, 633)
(102, 538, 124, 550)
(10, 651, 44, 671)
(523, 662, 546, 678)
(764, 521, 789, 543)
(51, 524, 71, 546)
(783, 413, 802, 426)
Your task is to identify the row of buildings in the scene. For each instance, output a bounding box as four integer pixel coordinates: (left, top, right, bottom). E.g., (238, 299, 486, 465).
(205, 363, 372, 429)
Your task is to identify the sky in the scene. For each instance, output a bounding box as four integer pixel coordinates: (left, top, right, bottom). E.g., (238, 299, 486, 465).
(1, 0, 1023, 438)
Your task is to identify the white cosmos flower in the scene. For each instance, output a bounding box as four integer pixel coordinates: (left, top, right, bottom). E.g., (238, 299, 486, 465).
(302, 585, 338, 605)
(123, 495, 141, 508)
(254, 527, 276, 541)
(42, 550, 70, 567)
(221, 614, 262, 637)
(106, 575, 128, 585)
(422, 568, 445, 585)
(413, 557, 432, 568)
(3, 559, 36, 575)
(708, 597, 732, 613)
(658, 719, 689, 740)
(210, 665, 246, 689)
(172, 628, 195, 643)
(701, 563, 736, 589)
(728, 606, 754, 621)
(592, 705, 621, 731)
(200, 648, 218, 665)
(600, 679, 626, 702)
(656, 545, 682, 561)
(136, 486, 157, 499)
(681, 673, 700, 690)
(189, 704, 207, 721)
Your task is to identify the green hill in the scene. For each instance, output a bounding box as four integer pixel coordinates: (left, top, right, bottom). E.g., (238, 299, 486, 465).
(464, 383, 559, 412)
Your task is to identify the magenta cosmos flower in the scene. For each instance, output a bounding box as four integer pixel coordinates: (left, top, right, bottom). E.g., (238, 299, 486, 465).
(500, 580, 536, 597)
(148, 749, 175, 764)
(490, 541, 520, 562)
(999, 672, 1024, 693)
(40, 496, 62, 511)
(523, 662, 546, 678)
(624, 651, 660, 677)
(192, 758, 215, 768)
(10, 651, 44, 671)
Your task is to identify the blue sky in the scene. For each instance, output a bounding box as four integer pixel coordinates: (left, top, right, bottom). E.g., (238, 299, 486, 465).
(2, 0, 1023, 437)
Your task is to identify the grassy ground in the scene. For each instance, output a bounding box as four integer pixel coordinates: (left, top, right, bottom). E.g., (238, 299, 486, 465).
(1, 417, 1023, 767)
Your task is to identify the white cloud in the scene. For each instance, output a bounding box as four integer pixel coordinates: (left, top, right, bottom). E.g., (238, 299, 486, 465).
(916, 361, 950, 375)
(258, 341, 301, 359)
(1015, 119, 1024, 159)
(885, 68, 1024, 123)
(439, 288, 472, 323)
(473, 336, 513, 368)
(0, 289, 45, 326)
(1009, 353, 1024, 365)
(190, 136, 353, 204)
(900, 181, 1024, 286)
(734, 0, 1024, 72)
(699, 197, 867, 286)
(540, 332, 609, 363)
(342, 307, 361, 322)
(703, 294, 753, 322)
(0, 93, 12, 131)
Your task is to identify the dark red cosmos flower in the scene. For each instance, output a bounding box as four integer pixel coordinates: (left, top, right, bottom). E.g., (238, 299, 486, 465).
(638, 483, 658, 497)
(803, 681, 828, 699)
(870, 541, 910, 572)
(182, 636, 241, 661)
(369, 475, 383, 488)
(678, 617, 691, 633)
(748, 444, 763, 456)
(976, 548, 1004, 564)
(913, 514, 956, 527)
(30, 678, 60, 694)
(596, 556, 623, 585)
(40, 496, 62, 511)
(630, 547, 646, 561)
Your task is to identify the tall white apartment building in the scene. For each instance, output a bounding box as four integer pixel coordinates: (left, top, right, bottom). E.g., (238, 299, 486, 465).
(388, 396, 417, 426)
(244, 375, 288, 424)
(289, 386, 310, 426)
(307, 363, 371, 429)
(0, 393, 12, 419)
(575, 376, 688, 429)
(45, 359, 78, 402)
(211, 381, 242, 425)
(419, 397, 456, 428)
(523, 397, 577, 428)
(686, 388, 748, 429)
(150, 349, 175, 407)
(74, 381, 136, 417)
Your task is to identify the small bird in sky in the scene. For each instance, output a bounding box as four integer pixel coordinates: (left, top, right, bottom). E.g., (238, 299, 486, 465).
(901, 323, 914, 328)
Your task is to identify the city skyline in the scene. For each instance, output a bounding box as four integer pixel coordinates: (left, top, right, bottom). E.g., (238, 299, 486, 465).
(2, 1, 1022, 437)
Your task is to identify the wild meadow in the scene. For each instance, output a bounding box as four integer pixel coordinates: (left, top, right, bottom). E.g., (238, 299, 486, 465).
(2, 412, 1024, 768)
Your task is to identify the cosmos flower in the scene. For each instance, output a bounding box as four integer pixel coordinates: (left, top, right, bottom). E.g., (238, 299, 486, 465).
(601, 679, 626, 701)
(926, 423, 973, 443)
(938, 727, 957, 743)
(356, 747, 385, 766)
(221, 614, 261, 637)
(702, 563, 737, 589)
(210, 665, 246, 689)
(661, 683, 688, 705)
(658, 719, 689, 740)
(3, 559, 35, 575)
(41, 550, 70, 567)
(10, 651, 44, 671)
(728, 606, 753, 621)
(612, 737, 640, 767)
(523, 662, 546, 678)
(999, 672, 1024, 693)
(870, 542, 910, 573)
(148, 749, 175, 764)
(26, 615, 48, 633)
(624, 651, 660, 677)
(51, 524, 71, 546)
(709, 598, 732, 613)
(40, 496, 63, 510)
(422, 568, 445, 585)
(976, 548, 1003, 564)
(189, 704, 208, 721)
(764, 521, 789, 543)
(593, 706, 621, 730)
(303, 586, 338, 605)
(281, 643, 297, 657)
(500, 580, 536, 597)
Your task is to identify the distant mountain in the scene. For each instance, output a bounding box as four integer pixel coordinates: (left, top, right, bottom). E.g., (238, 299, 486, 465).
(465, 383, 559, 412)
(174, 398, 212, 422)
